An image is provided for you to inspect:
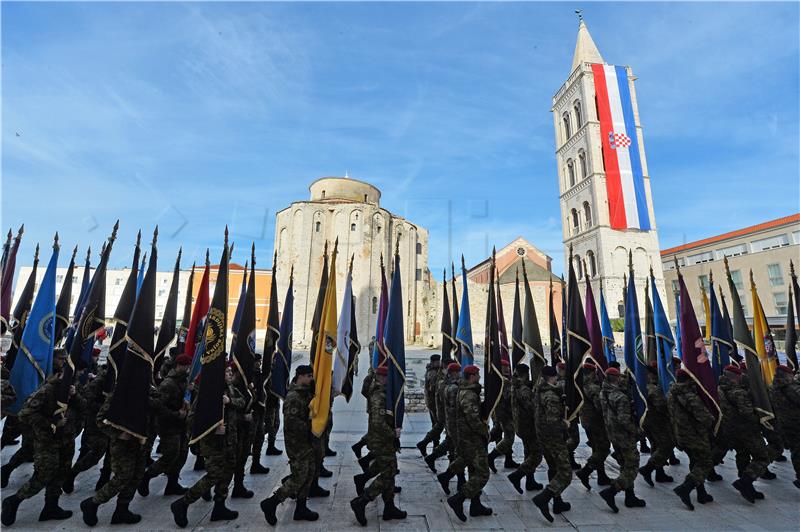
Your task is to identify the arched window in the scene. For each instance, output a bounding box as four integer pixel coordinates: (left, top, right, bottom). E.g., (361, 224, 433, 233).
(578, 150, 587, 179)
(574, 100, 583, 128)
(617, 301, 624, 318)
(351, 223, 356, 232)
(571, 208, 580, 233)
(587, 250, 597, 277)
(567, 159, 576, 187)
(321, 190, 326, 199)
(562, 112, 572, 140)
(315, 221, 321, 233)
(574, 255, 583, 280)
(583, 201, 592, 228)
(372, 297, 378, 314)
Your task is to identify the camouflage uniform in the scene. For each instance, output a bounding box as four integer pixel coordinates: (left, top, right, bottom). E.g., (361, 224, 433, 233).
(769, 371, 799, 481)
(512, 373, 543, 476)
(145, 368, 189, 480)
(641, 376, 674, 470)
(715, 375, 768, 479)
(557, 374, 580, 458)
(363, 378, 398, 502)
(428, 370, 455, 461)
(1, 377, 15, 417)
(271, 381, 316, 502)
(264, 393, 281, 450)
(535, 380, 571, 495)
(667, 380, 714, 485)
(490, 378, 516, 460)
(579, 370, 610, 474)
(443, 374, 467, 476)
(71, 367, 110, 477)
(454, 381, 489, 498)
(600, 378, 639, 491)
(418, 364, 444, 449)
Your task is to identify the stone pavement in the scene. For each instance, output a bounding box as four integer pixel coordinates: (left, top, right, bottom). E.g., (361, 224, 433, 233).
(2, 347, 798, 531)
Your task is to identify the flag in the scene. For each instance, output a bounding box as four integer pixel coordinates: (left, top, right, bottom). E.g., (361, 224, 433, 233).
(510, 269, 525, 367)
(190, 230, 230, 444)
(591, 63, 650, 231)
(104, 231, 142, 393)
(791, 261, 800, 357)
(750, 271, 778, 385)
(455, 256, 474, 368)
(676, 261, 721, 432)
(521, 261, 545, 379)
(105, 229, 159, 441)
(232, 244, 257, 406)
(674, 289, 683, 360)
(135, 251, 146, 297)
(261, 252, 280, 401)
(482, 250, 503, 421)
(584, 274, 607, 370)
(310, 240, 337, 437)
(651, 273, 676, 396)
(561, 275, 567, 364)
(786, 284, 797, 372)
(383, 248, 406, 429)
(58, 222, 118, 419)
(496, 276, 510, 365)
(0, 225, 23, 335)
(230, 261, 249, 356)
(309, 243, 329, 366)
(52, 246, 77, 346)
(565, 249, 588, 422)
(718, 287, 739, 363)
(440, 269, 454, 364)
(5, 244, 39, 370)
(270, 268, 294, 400)
(333, 255, 354, 397)
(451, 263, 460, 361)
(549, 277, 562, 366)
(599, 287, 617, 363)
(644, 283, 658, 365)
(700, 283, 711, 342)
(709, 272, 734, 382)
(623, 256, 648, 426)
(371, 256, 388, 368)
(186, 253, 211, 386)
(7, 236, 58, 415)
(0, 230, 11, 276)
(64, 247, 92, 352)
(343, 292, 360, 402)
(175, 262, 195, 355)
(153, 248, 181, 378)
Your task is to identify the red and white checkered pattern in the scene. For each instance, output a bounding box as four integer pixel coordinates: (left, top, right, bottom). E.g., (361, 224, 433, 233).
(608, 131, 631, 149)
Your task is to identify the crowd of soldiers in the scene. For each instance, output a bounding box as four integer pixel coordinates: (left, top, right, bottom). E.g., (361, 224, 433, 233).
(417, 352, 800, 523)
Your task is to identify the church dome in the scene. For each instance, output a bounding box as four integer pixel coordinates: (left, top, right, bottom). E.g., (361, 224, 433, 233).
(309, 177, 381, 205)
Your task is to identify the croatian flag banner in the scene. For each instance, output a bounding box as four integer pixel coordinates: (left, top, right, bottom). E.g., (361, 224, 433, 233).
(592, 63, 650, 231)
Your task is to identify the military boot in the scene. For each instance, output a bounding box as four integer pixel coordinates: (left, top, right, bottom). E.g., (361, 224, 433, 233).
(437, 471, 454, 494)
(349, 495, 369, 526)
(569, 452, 581, 470)
(62, 469, 77, 493)
(446, 492, 467, 522)
(469, 495, 492, 516)
(319, 465, 333, 478)
(357, 453, 372, 473)
(1, 494, 22, 526)
(668, 450, 680, 465)
(526, 473, 543, 491)
(250, 460, 270, 475)
(210, 500, 239, 521)
(351, 439, 365, 459)
(552, 495, 571, 514)
(760, 469, 776, 480)
(624, 488, 646, 508)
(576, 465, 594, 490)
(507, 469, 525, 494)
(599, 486, 619, 513)
(424, 453, 438, 473)
(94, 467, 111, 491)
(655, 467, 674, 483)
(487, 448, 502, 473)
(638, 464, 655, 487)
(260, 494, 280, 526)
(38, 495, 73, 522)
(324, 444, 337, 457)
(456, 472, 467, 491)
(0, 464, 12, 488)
(110, 500, 142, 524)
(416, 437, 431, 456)
(732, 475, 756, 503)
(695, 483, 713, 504)
(706, 468, 723, 482)
(308, 481, 330, 498)
(164, 475, 188, 495)
(265, 437, 283, 456)
(382, 499, 407, 521)
(596, 466, 611, 486)
(80, 497, 100, 527)
(504, 454, 520, 469)
(532, 488, 554, 522)
(673, 478, 695, 510)
(293, 498, 319, 521)
(353, 473, 367, 495)
(170, 497, 189, 528)
(231, 481, 254, 499)
(137, 470, 155, 496)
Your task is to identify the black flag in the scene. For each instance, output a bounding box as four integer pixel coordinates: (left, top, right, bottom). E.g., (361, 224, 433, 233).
(522, 260, 546, 382)
(105, 228, 159, 441)
(308, 241, 329, 365)
(511, 269, 525, 368)
(53, 246, 78, 346)
(6, 244, 39, 370)
(190, 229, 230, 444)
(154, 248, 182, 377)
(788, 261, 799, 372)
(548, 277, 562, 366)
(261, 252, 280, 402)
(644, 281, 657, 364)
(451, 263, 459, 361)
(565, 246, 589, 422)
(176, 262, 195, 355)
(481, 249, 503, 421)
(233, 243, 257, 406)
(342, 290, 360, 402)
(440, 269, 453, 364)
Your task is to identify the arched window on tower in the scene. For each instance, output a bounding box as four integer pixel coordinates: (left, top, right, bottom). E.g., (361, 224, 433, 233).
(587, 250, 597, 277)
(562, 112, 572, 140)
(574, 254, 583, 280)
(315, 221, 321, 233)
(372, 297, 378, 314)
(574, 100, 583, 128)
(571, 208, 580, 234)
(567, 159, 576, 187)
(578, 150, 588, 179)
(583, 201, 593, 228)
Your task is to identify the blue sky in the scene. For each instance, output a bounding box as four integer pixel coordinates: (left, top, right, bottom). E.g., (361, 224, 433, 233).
(3, 2, 799, 276)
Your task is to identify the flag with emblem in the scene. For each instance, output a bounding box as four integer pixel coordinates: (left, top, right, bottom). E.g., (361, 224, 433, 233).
(310, 240, 338, 437)
(455, 256, 474, 368)
(333, 255, 354, 397)
(750, 271, 778, 385)
(270, 268, 294, 400)
(5, 244, 39, 371)
(232, 245, 257, 406)
(383, 246, 406, 429)
(186, 252, 211, 388)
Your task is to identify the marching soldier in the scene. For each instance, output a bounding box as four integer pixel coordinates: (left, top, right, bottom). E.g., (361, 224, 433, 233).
(576, 363, 612, 490)
(424, 361, 460, 472)
(1, 366, 15, 418)
(351, 366, 374, 464)
(249, 354, 272, 473)
(638, 362, 675, 486)
(435, 363, 468, 492)
(769, 365, 799, 489)
(507, 363, 544, 493)
(488, 360, 518, 472)
(557, 362, 581, 469)
(416, 354, 443, 456)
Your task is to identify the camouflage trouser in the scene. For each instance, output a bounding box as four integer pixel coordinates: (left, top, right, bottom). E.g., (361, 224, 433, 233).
(185, 436, 235, 504)
(93, 437, 145, 505)
(782, 427, 800, 479)
(567, 420, 579, 453)
(430, 435, 453, 459)
(265, 394, 281, 441)
(763, 427, 785, 463)
(250, 405, 266, 458)
(16, 435, 73, 500)
(422, 413, 444, 444)
(541, 438, 571, 495)
(147, 433, 186, 477)
(323, 411, 333, 452)
(72, 423, 108, 474)
(364, 453, 397, 502)
(517, 434, 543, 475)
(584, 425, 610, 471)
(609, 438, 639, 491)
(456, 439, 489, 498)
(643, 423, 673, 469)
(494, 418, 516, 457)
(684, 441, 712, 486)
(3, 424, 34, 472)
(728, 430, 769, 479)
(274, 448, 315, 502)
(235, 420, 253, 483)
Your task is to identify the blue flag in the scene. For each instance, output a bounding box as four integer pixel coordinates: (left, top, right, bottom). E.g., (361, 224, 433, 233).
(229, 262, 248, 357)
(270, 275, 294, 400)
(674, 290, 683, 360)
(371, 261, 388, 369)
(383, 253, 406, 429)
(651, 275, 676, 395)
(64, 252, 92, 352)
(623, 267, 648, 425)
(8, 242, 59, 415)
(599, 288, 617, 363)
(455, 258, 473, 368)
(709, 277, 733, 382)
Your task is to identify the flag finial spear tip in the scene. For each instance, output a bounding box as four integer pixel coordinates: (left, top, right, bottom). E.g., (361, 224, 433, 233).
(323, 240, 328, 254)
(53, 232, 59, 250)
(17, 224, 24, 236)
(790, 259, 795, 277)
(461, 254, 465, 269)
(152, 226, 159, 246)
(6, 228, 11, 239)
(34, 242, 40, 258)
(289, 264, 294, 280)
(649, 264, 654, 277)
(205, 248, 210, 266)
(71, 244, 78, 259)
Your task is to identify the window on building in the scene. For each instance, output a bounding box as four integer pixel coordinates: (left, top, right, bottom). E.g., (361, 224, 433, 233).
(416, 242, 422, 254)
(587, 250, 597, 277)
(158, 289, 166, 297)
(687, 251, 713, 265)
(774, 292, 788, 315)
(583, 201, 592, 228)
(562, 112, 572, 140)
(115, 278, 122, 286)
(715, 243, 747, 259)
(574, 255, 583, 280)
(571, 208, 580, 233)
(350, 223, 356, 232)
(617, 301, 624, 318)
(793, 230, 800, 244)
(156, 305, 164, 319)
(574, 100, 583, 128)
(671, 280, 679, 293)
(315, 221, 321, 233)
(57, 274, 64, 283)
(72, 276, 78, 284)
(752, 234, 789, 252)
(730, 269, 744, 291)
(698, 274, 710, 292)
(364, 194, 367, 202)
(415, 269, 422, 281)
(578, 151, 587, 179)
(567, 159, 576, 187)
(321, 190, 326, 199)
(372, 297, 378, 314)
(767, 263, 784, 286)
(376, 225, 381, 234)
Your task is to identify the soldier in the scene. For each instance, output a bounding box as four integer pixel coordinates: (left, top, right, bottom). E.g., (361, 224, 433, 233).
(169, 364, 243, 528)
(715, 364, 770, 503)
(557, 362, 581, 469)
(488, 360, 518, 472)
(416, 354, 443, 456)
(444, 364, 492, 522)
(638, 362, 675, 486)
(249, 354, 271, 473)
(352, 366, 374, 469)
(668, 368, 715, 510)
(1, 365, 15, 418)
(425, 361, 460, 472)
(350, 365, 406, 526)
(769, 365, 799, 489)
(260, 365, 319, 525)
(231, 368, 255, 500)
(434, 363, 468, 494)
(530, 365, 572, 522)
(138, 353, 192, 496)
(597, 367, 646, 513)
(1, 365, 85, 526)
(507, 363, 544, 493)
(575, 363, 612, 490)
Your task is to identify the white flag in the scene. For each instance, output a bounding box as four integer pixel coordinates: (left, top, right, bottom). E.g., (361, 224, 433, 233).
(332, 266, 353, 396)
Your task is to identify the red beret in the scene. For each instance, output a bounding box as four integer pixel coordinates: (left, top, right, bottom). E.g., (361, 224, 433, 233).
(556, 362, 566, 370)
(375, 366, 388, 376)
(739, 362, 747, 371)
(605, 367, 620, 376)
(463, 365, 480, 375)
(447, 362, 461, 373)
(92, 347, 101, 356)
(777, 365, 793, 374)
(723, 364, 741, 375)
(582, 362, 596, 371)
(500, 359, 510, 367)
(175, 354, 193, 366)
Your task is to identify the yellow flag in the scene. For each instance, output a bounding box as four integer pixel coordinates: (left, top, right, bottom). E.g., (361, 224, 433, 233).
(751, 276, 777, 385)
(700, 284, 711, 342)
(310, 242, 338, 437)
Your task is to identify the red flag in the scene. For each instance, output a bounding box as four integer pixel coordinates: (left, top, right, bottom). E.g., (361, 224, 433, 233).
(185, 252, 210, 358)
